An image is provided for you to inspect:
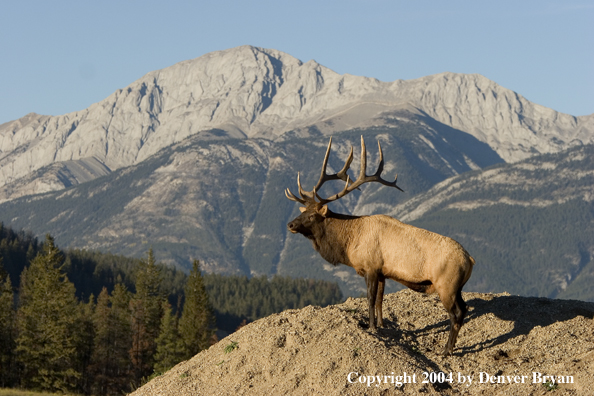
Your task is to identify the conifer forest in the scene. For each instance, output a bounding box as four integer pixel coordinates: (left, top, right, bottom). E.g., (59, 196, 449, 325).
(0, 224, 343, 395)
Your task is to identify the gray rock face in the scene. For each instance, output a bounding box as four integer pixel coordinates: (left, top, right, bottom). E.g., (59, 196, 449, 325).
(0, 156, 111, 202)
(0, 45, 592, 203)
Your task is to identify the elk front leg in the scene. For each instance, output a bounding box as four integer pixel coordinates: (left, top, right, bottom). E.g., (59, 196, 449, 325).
(375, 275, 385, 328)
(365, 271, 379, 331)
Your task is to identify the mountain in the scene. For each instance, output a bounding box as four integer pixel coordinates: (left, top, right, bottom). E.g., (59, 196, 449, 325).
(1, 129, 592, 299)
(0, 121, 504, 290)
(1, 46, 592, 204)
(0, 45, 592, 299)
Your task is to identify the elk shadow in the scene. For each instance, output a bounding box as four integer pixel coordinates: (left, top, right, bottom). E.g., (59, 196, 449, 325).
(372, 294, 594, 359)
(372, 318, 454, 392)
(458, 294, 594, 354)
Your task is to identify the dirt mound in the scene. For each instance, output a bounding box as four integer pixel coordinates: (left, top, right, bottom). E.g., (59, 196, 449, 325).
(130, 290, 594, 395)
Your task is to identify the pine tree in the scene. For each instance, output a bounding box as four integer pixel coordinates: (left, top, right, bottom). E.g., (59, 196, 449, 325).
(0, 262, 16, 387)
(179, 260, 215, 359)
(110, 283, 133, 392)
(129, 297, 149, 382)
(153, 301, 186, 374)
(129, 249, 164, 381)
(15, 234, 82, 392)
(77, 294, 95, 394)
(0, 256, 6, 281)
(89, 288, 111, 394)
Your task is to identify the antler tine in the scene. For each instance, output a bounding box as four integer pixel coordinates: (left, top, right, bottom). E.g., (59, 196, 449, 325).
(316, 136, 403, 205)
(283, 173, 313, 206)
(349, 137, 404, 192)
(286, 174, 309, 204)
(373, 140, 404, 192)
(375, 140, 384, 176)
(285, 138, 355, 207)
(358, 135, 367, 181)
(304, 137, 355, 197)
(312, 137, 352, 193)
(297, 172, 313, 199)
(336, 145, 354, 182)
(314, 136, 334, 192)
(285, 187, 307, 204)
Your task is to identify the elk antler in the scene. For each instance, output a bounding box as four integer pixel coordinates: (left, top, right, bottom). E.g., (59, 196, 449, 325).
(284, 136, 403, 207)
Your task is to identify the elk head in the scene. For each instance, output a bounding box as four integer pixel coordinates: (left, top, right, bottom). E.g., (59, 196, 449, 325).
(285, 136, 403, 236)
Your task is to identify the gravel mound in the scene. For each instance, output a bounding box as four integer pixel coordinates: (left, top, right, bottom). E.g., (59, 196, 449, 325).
(130, 290, 594, 395)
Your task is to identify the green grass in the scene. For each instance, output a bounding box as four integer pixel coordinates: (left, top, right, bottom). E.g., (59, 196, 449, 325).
(224, 341, 239, 354)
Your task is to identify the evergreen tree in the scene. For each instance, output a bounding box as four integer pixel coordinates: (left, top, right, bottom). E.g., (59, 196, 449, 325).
(15, 234, 82, 392)
(129, 249, 164, 381)
(89, 288, 111, 394)
(129, 297, 149, 382)
(0, 261, 15, 387)
(179, 260, 215, 358)
(101, 283, 133, 395)
(0, 256, 6, 281)
(77, 294, 95, 394)
(153, 301, 186, 374)
(89, 286, 133, 395)
(0, 223, 41, 288)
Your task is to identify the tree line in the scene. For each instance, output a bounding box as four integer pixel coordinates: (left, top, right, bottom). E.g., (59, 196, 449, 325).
(0, 234, 213, 395)
(204, 273, 343, 332)
(0, 224, 344, 395)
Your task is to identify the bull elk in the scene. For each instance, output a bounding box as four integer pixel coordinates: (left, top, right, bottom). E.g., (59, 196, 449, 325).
(285, 136, 475, 356)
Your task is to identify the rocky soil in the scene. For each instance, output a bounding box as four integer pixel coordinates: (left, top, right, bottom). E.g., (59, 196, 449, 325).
(130, 290, 594, 395)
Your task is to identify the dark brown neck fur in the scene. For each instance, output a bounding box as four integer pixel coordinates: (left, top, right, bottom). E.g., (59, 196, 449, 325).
(308, 210, 361, 266)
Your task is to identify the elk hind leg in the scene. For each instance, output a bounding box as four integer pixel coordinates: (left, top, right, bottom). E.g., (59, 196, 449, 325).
(365, 271, 379, 331)
(441, 288, 467, 356)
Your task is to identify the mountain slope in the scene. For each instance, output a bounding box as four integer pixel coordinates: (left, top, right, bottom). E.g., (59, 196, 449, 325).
(1, 46, 592, 203)
(1, 127, 592, 299)
(0, 117, 504, 294)
(389, 143, 594, 222)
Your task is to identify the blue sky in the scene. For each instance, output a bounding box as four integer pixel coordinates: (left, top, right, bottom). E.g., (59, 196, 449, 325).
(1, 1, 592, 125)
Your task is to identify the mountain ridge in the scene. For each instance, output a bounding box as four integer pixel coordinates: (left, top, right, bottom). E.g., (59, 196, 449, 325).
(1, 46, 592, 203)
(387, 143, 594, 222)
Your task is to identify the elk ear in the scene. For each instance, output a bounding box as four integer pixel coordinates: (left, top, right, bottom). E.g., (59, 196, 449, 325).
(299, 206, 307, 213)
(318, 205, 329, 217)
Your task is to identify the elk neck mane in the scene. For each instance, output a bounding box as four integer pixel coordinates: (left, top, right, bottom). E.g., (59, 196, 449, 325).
(309, 208, 363, 266)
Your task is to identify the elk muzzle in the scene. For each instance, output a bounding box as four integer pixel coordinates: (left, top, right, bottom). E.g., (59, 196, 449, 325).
(286, 212, 316, 237)
(287, 220, 300, 234)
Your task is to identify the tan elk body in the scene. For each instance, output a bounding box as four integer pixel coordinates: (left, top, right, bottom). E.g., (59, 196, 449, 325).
(286, 136, 475, 355)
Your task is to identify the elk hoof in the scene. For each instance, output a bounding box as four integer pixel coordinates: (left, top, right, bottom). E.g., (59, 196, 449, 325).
(441, 348, 453, 356)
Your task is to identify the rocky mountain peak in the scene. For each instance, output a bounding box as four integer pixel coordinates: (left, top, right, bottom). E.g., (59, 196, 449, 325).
(0, 46, 592, 202)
